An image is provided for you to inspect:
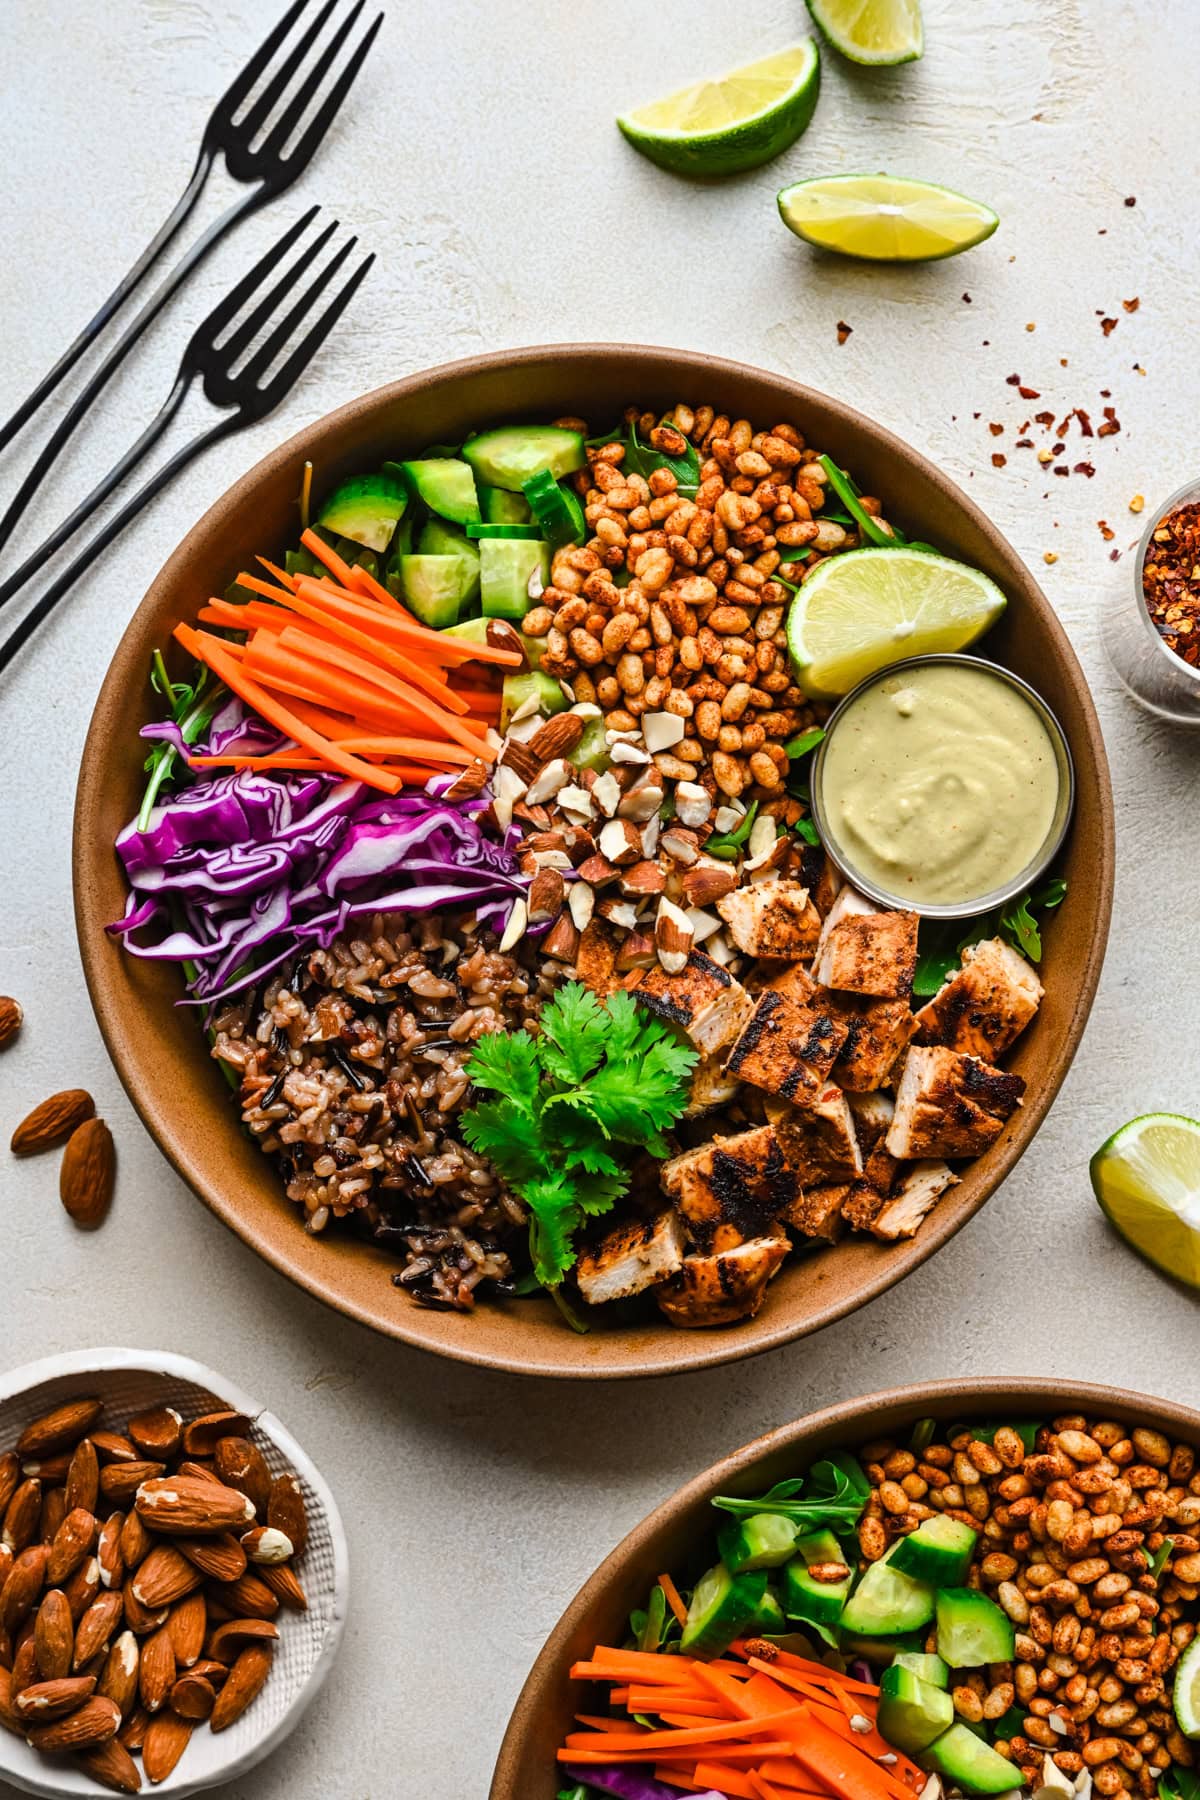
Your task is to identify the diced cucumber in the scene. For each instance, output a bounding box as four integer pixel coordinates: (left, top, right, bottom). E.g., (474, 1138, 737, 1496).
(480, 538, 550, 620)
(399, 458, 480, 525)
(417, 518, 481, 612)
(522, 467, 586, 547)
(878, 1664, 955, 1756)
(840, 1630, 925, 1667)
(501, 672, 568, 731)
(891, 1516, 978, 1588)
(316, 472, 407, 553)
(781, 1557, 851, 1626)
(718, 1514, 799, 1574)
(920, 1723, 1023, 1794)
(480, 484, 532, 525)
(793, 1529, 843, 1568)
(934, 1589, 1015, 1668)
(464, 424, 586, 491)
(568, 716, 609, 772)
(839, 1544, 935, 1637)
(466, 523, 543, 539)
(680, 1563, 767, 1660)
(398, 555, 476, 629)
(747, 1588, 786, 1635)
(892, 1651, 950, 1691)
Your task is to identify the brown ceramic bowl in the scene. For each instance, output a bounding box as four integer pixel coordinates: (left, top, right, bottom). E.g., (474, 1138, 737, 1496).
(490, 1377, 1200, 1796)
(74, 345, 1114, 1379)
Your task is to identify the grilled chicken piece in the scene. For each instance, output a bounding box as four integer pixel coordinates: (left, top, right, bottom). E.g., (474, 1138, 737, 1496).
(661, 1124, 806, 1249)
(632, 951, 755, 1055)
(575, 1209, 687, 1304)
(798, 844, 844, 919)
(760, 1094, 863, 1184)
(716, 879, 821, 958)
(915, 937, 1044, 1058)
(575, 918, 622, 998)
(684, 1051, 742, 1118)
(778, 1184, 847, 1241)
(870, 1160, 960, 1241)
(724, 992, 849, 1107)
(752, 960, 818, 1007)
(831, 995, 919, 1091)
(656, 1236, 790, 1327)
(886, 1046, 1025, 1159)
(839, 1180, 890, 1232)
(847, 1092, 900, 1194)
(813, 887, 920, 1000)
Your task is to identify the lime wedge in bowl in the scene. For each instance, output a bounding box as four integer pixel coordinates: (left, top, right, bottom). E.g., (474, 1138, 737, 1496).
(778, 173, 998, 261)
(1175, 1635, 1200, 1739)
(786, 546, 1007, 699)
(805, 0, 923, 63)
(1090, 1113, 1200, 1291)
(617, 42, 820, 177)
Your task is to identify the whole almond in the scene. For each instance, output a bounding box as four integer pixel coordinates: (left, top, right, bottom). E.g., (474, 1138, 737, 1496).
(138, 1626, 175, 1713)
(97, 1512, 126, 1590)
(0, 996, 22, 1048)
(14, 1673, 97, 1721)
(39, 1486, 68, 1546)
(66, 1436, 101, 1514)
(91, 1433, 139, 1466)
(102, 1461, 166, 1506)
(119, 1510, 153, 1572)
(0, 1665, 19, 1735)
(22, 1450, 73, 1483)
(206, 1618, 279, 1663)
(175, 1461, 222, 1485)
(240, 1526, 292, 1566)
(79, 1737, 144, 1793)
(142, 1709, 193, 1782)
(26, 1692, 120, 1751)
(11, 1632, 38, 1698)
(60, 1118, 116, 1228)
(165, 1591, 207, 1669)
(0, 1453, 19, 1518)
(74, 1590, 125, 1668)
(180, 1413, 251, 1458)
(47, 1505, 98, 1585)
(213, 1437, 270, 1516)
(135, 1476, 254, 1537)
(260, 1562, 308, 1611)
(209, 1642, 272, 1732)
(188, 1659, 229, 1687)
(33, 1587, 74, 1679)
(1, 1543, 48, 1634)
(64, 1554, 101, 1623)
(133, 1546, 201, 1610)
(10, 1088, 95, 1155)
(0, 1541, 13, 1592)
(218, 1570, 278, 1620)
(2, 1477, 42, 1553)
(97, 1630, 140, 1717)
(266, 1473, 308, 1557)
(118, 1702, 150, 1751)
(127, 1408, 183, 1462)
(528, 710, 584, 764)
(122, 1577, 168, 1637)
(682, 861, 738, 906)
(168, 1671, 215, 1720)
(176, 1532, 246, 1583)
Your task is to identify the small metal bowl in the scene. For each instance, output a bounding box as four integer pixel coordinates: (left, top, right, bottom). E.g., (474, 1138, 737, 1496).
(1103, 475, 1200, 724)
(809, 652, 1076, 920)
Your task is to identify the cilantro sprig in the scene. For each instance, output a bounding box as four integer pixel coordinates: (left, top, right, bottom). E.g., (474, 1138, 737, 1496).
(461, 984, 697, 1299)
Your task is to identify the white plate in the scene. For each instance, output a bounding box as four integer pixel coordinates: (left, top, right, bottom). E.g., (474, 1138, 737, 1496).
(0, 1348, 348, 1797)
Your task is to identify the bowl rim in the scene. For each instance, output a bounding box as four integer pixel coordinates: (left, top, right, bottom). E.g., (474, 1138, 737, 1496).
(0, 1347, 349, 1799)
(73, 342, 1116, 1379)
(489, 1374, 1200, 1796)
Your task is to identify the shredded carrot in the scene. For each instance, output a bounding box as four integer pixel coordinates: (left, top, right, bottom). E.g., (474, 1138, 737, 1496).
(658, 1574, 688, 1629)
(271, 585, 468, 712)
(301, 526, 359, 589)
(292, 577, 522, 667)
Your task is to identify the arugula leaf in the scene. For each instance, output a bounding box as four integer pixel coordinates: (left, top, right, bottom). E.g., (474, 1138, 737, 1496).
(705, 800, 759, 861)
(138, 654, 225, 830)
(913, 880, 1068, 996)
(1000, 876, 1067, 962)
(461, 982, 697, 1297)
(784, 726, 826, 760)
(1161, 1772, 1200, 1800)
(794, 817, 820, 847)
(624, 417, 701, 497)
(711, 1459, 869, 1532)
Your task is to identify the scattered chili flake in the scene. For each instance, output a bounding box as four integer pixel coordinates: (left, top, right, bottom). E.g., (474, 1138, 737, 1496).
(1110, 548, 1122, 561)
(1075, 407, 1094, 437)
(1130, 495, 1145, 513)
(988, 422, 1004, 436)
(1100, 388, 1111, 397)
(962, 292, 972, 303)
(1018, 385, 1040, 399)
(1025, 322, 1036, 332)
(1124, 195, 1137, 206)
(1052, 441, 1066, 455)
(1037, 448, 1054, 465)
(1060, 357, 1069, 366)
(1044, 551, 1058, 564)
(991, 453, 1007, 469)
(1098, 521, 1115, 542)
(1035, 410, 1055, 427)
(1097, 406, 1122, 438)
(1073, 462, 1095, 477)
(836, 321, 853, 345)
(1122, 297, 1140, 313)
(1133, 363, 1146, 376)
(1141, 500, 1200, 667)
(1015, 437, 1033, 449)
(1005, 373, 1022, 386)
(1053, 464, 1070, 476)
(1101, 317, 1118, 336)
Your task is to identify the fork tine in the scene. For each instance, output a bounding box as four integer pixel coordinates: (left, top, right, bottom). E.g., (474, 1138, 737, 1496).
(188, 206, 320, 353)
(259, 0, 365, 158)
(234, 0, 339, 141)
(257, 253, 375, 405)
(212, 0, 313, 125)
(268, 9, 383, 176)
(241, 235, 360, 388)
(218, 219, 341, 367)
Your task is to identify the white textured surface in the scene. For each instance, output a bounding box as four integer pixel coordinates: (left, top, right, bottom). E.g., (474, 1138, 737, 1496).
(1, 2, 1198, 1796)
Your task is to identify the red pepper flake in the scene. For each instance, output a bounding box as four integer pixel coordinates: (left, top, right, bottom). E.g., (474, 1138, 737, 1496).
(1098, 521, 1115, 542)
(1018, 385, 1040, 399)
(1097, 406, 1121, 439)
(1110, 548, 1122, 561)
(1052, 441, 1066, 455)
(1015, 437, 1034, 449)
(1100, 388, 1111, 397)
(1101, 317, 1118, 336)
(1073, 462, 1096, 477)
(1122, 297, 1140, 313)
(836, 320, 853, 345)
(988, 422, 1004, 436)
(1140, 500, 1200, 666)
(1124, 195, 1137, 206)
(1055, 414, 1072, 436)
(1053, 465, 1070, 476)
(1075, 407, 1094, 437)
(991, 453, 1007, 469)
(1005, 373, 1022, 386)
(962, 292, 972, 303)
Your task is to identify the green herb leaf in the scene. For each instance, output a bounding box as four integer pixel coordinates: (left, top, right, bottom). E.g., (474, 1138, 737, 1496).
(818, 455, 895, 548)
(624, 417, 701, 497)
(638, 1583, 667, 1654)
(704, 800, 759, 861)
(999, 877, 1068, 963)
(794, 817, 820, 847)
(712, 1459, 868, 1531)
(1148, 1537, 1176, 1583)
(784, 727, 826, 760)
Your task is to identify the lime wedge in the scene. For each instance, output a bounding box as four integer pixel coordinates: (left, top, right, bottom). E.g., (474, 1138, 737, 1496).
(805, 0, 923, 64)
(1175, 1635, 1200, 1738)
(617, 42, 821, 177)
(778, 174, 998, 262)
(1090, 1113, 1200, 1291)
(786, 547, 1007, 699)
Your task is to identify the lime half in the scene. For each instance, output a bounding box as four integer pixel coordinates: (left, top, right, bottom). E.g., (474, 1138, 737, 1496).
(1091, 1113, 1200, 1291)
(786, 547, 1007, 699)
(778, 174, 998, 262)
(805, 0, 922, 64)
(617, 42, 821, 177)
(1175, 1635, 1200, 1738)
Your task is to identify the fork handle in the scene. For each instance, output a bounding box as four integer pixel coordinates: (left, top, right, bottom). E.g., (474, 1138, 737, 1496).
(0, 185, 262, 562)
(0, 152, 214, 459)
(0, 414, 240, 679)
(0, 375, 192, 612)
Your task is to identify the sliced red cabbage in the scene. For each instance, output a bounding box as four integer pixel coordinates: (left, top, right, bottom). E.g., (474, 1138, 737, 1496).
(561, 1767, 728, 1800)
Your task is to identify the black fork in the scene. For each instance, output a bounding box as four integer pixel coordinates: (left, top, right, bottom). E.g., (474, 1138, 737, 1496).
(0, 212, 373, 677)
(0, 0, 382, 552)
